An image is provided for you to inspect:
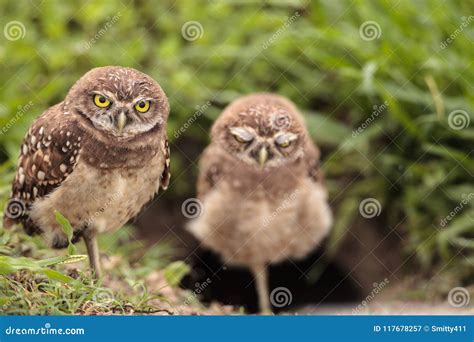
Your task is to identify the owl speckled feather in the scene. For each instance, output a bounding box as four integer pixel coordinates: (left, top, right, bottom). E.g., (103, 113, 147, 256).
(4, 66, 170, 277)
(188, 93, 332, 313)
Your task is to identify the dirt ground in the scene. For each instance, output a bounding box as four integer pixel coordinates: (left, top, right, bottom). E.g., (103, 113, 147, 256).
(294, 303, 474, 316)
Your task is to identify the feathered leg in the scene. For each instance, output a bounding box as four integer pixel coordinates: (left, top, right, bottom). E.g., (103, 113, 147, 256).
(83, 229, 101, 279)
(251, 263, 271, 314)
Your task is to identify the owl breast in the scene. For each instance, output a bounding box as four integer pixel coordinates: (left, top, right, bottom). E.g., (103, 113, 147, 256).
(29, 153, 164, 247)
(188, 178, 332, 266)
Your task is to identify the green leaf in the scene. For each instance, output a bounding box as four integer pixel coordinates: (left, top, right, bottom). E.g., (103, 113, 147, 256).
(54, 210, 76, 255)
(37, 255, 87, 267)
(42, 268, 75, 283)
(0, 261, 15, 275)
(163, 261, 190, 287)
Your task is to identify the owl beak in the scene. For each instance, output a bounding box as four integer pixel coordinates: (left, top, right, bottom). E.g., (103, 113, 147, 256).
(258, 146, 268, 169)
(116, 112, 127, 133)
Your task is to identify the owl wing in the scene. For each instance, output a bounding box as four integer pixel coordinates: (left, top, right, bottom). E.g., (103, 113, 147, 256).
(159, 138, 171, 191)
(4, 104, 83, 233)
(305, 139, 324, 184)
(196, 146, 223, 199)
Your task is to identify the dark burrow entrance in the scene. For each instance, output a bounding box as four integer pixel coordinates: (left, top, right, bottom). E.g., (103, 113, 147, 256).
(138, 201, 402, 314)
(181, 248, 362, 313)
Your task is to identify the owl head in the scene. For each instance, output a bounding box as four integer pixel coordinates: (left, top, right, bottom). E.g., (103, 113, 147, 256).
(64, 66, 169, 140)
(212, 93, 310, 170)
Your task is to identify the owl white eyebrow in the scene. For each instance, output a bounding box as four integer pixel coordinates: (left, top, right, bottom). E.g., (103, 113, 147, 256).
(229, 126, 255, 141)
(132, 97, 154, 103)
(91, 91, 114, 100)
(274, 132, 298, 144)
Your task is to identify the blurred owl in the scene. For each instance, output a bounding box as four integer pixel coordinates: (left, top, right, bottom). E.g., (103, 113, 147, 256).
(188, 93, 332, 313)
(4, 66, 170, 278)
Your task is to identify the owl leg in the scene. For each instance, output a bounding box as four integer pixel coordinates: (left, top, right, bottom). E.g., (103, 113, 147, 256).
(83, 229, 101, 279)
(251, 263, 271, 314)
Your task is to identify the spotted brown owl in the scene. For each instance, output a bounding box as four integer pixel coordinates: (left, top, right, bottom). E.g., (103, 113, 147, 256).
(4, 66, 170, 278)
(188, 93, 332, 313)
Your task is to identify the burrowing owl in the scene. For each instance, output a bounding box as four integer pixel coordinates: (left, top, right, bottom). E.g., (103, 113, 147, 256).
(188, 93, 332, 313)
(4, 66, 170, 278)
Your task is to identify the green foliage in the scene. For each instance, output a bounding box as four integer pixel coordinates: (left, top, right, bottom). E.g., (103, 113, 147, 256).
(164, 261, 190, 287)
(0, 254, 87, 281)
(0, 0, 472, 288)
(55, 210, 77, 255)
(0, 226, 188, 314)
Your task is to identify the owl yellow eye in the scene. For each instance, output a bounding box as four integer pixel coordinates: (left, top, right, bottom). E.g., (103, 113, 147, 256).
(234, 135, 249, 144)
(275, 133, 297, 148)
(278, 140, 291, 148)
(93, 94, 111, 108)
(135, 100, 151, 113)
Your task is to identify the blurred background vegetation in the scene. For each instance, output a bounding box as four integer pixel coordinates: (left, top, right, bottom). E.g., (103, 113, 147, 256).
(0, 0, 473, 311)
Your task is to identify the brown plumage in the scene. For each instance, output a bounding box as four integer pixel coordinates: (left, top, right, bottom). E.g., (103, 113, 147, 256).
(188, 93, 332, 313)
(4, 66, 170, 277)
